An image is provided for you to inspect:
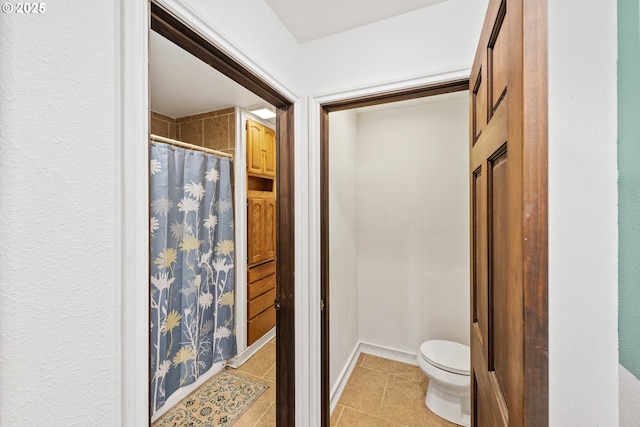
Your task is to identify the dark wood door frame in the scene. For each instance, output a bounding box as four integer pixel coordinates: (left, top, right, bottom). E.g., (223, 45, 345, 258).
(319, 78, 471, 426)
(150, 3, 296, 425)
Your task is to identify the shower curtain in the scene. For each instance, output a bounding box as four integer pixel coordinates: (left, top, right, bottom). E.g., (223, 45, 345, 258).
(149, 142, 236, 413)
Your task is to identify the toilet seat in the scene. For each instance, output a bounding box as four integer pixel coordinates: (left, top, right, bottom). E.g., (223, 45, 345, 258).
(420, 340, 470, 376)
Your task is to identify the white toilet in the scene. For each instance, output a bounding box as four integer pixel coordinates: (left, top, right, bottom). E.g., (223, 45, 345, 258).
(417, 340, 471, 426)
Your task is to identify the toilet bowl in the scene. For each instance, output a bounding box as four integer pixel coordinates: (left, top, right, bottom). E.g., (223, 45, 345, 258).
(417, 340, 471, 426)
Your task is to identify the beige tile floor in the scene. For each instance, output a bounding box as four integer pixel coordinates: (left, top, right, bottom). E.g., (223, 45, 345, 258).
(234, 345, 457, 426)
(231, 338, 277, 426)
(158, 341, 457, 426)
(330, 353, 458, 427)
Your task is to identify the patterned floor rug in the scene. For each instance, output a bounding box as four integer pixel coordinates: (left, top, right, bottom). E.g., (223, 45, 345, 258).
(153, 370, 269, 426)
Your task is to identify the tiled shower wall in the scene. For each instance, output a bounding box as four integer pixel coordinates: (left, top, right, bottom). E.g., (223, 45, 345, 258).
(151, 108, 236, 158)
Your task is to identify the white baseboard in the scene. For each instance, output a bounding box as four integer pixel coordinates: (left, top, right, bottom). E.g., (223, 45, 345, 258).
(329, 343, 360, 414)
(227, 327, 276, 369)
(329, 342, 419, 414)
(151, 360, 226, 422)
(359, 341, 418, 366)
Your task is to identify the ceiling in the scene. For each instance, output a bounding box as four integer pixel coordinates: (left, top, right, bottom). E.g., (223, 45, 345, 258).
(150, 0, 452, 118)
(149, 30, 267, 118)
(265, 0, 449, 43)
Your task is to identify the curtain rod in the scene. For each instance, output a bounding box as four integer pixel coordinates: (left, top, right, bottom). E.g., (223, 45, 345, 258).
(150, 134, 233, 159)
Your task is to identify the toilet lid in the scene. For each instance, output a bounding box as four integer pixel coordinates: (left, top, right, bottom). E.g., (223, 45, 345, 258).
(420, 340, 470, 375)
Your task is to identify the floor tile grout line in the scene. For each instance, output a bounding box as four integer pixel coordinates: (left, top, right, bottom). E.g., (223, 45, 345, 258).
(339, 405, 400, 425)
(380, 373, 391, 417)
(333, 405, 345, 426)
(252, 401, 274, 426)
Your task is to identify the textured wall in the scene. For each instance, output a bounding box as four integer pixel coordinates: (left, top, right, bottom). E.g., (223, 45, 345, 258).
(0, 2, 120, 426)
(548, 0, 619, 424)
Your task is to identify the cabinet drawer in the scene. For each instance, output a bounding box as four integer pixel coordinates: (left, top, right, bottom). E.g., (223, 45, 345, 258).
(248, 287, 276, 319)
(247, 305, 276, 346)
(248, 273, 276, 300)
(248, 260, 276, 283)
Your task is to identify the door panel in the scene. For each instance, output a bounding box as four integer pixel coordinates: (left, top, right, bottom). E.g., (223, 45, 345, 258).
(472, 167, 488, 364)
(247, 120, 264, 175)
(264, 198, 277, 260)
(263, 127, 276, 177)
(247, 197, 265, 265)
(247, 196, 276, 266)
(470, 0, 547, 425)
(489, 7, 508, 111)
(489, 147, 510, 401)
(472, 73, 487, 142)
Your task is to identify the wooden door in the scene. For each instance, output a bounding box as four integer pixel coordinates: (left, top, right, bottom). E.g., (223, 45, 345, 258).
(247, 119, 264, 175)
(263, 127, 276, 177)
(247, 197, 265, 265)
(469, 1, 548, 426)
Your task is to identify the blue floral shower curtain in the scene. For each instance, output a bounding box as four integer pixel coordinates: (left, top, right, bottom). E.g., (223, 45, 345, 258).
(149, 142, 236, 413)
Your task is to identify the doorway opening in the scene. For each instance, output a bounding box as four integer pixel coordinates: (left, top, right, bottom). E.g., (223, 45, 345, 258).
(150, 2, 295, 425)
(319, 79, 470, 426)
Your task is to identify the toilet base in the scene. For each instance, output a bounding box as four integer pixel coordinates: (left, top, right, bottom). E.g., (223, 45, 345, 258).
(425, 382, 470, 427)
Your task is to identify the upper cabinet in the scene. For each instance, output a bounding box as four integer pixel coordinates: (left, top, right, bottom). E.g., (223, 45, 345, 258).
(263, 126, 276, 177)
(246, 119, 276, 178)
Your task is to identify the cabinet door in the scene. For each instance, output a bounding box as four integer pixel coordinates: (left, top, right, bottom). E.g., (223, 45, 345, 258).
(247, 198, 265, 265)
(263, 126, 276, 177)
(247, 305, 276, 346)
(247, 120, 264, 175)
(264, 197, 276, 260)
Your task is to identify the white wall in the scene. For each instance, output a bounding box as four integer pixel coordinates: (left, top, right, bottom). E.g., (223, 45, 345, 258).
(620, 365, 640, 426)
(328, 95, 469, 393)
(180, 0, 304, 95)
(328, 110, 360, 388)
(303, 0, 488, 95)
(548, 0, 619, 425)
(356, 94, 470, 353)
(329, 92, 469, 388)
(0, 3, 120, 425)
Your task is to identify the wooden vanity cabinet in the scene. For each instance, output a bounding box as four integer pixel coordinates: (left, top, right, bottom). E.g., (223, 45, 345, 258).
(247, 260, 276, 345)
(246, 118, 277, 346)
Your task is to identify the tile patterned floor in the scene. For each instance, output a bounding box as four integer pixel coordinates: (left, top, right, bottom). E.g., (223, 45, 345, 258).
(159, 342, 456, 426)
(330, 353, 458, 427)
(231, 339, 277, 426)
